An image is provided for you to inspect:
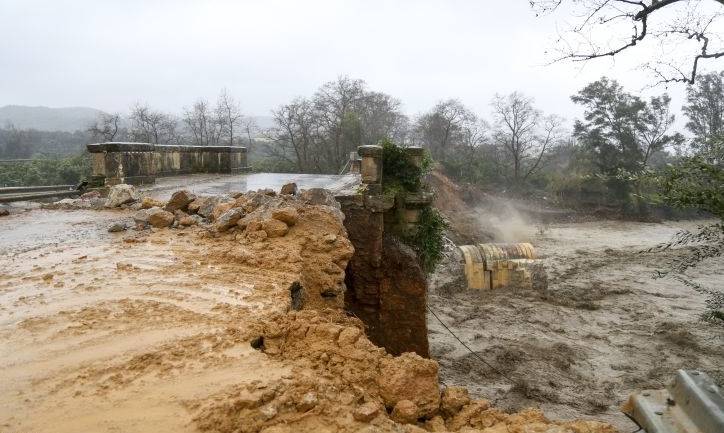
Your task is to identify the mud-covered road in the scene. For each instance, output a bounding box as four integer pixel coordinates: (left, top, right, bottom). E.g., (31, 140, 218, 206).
(428, 219, 724, 431)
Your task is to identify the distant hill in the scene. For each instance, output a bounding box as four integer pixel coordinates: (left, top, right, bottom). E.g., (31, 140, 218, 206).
(0, 105, 275, 134)
(0, 105, 106, 132)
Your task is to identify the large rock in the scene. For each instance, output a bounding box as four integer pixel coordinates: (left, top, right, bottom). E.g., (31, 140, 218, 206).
(445, 400, 491, 431)
(43, 197, 104, 210)
(105, 184, 138, 208)
(280, 182, 298, 195)
(299, 188, 338, 208)
(0, 208, 9, 217)
(80, 190, 101, 200)
(299, 188, 344, 222)
(242, 193, 272, 213)
(377, 352, 440, 418)
(141, 196, 165, 209)
(211, 201, 236, 222)
(353, 402, 381, 422)
(133, 208, 151, 226)
(440, 386, 470, 417)
(147, 208, 175, 228)
(214, 208, 245, 232)
(187, 197, 205, 215)
(190, 196, 229, 219)
(296, 392, 318, 412)
(164, 190, 196, 212)
(200, 198, 222, 218)
(178, 214, 201, 226)
(391, 400, 419, 424)
(271, 207, 298, 226)
(107, 221, 128, 233)
(262, 218, 288, 238)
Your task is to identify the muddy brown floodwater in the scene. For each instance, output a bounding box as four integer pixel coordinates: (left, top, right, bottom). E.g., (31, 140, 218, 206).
(429, 219, 724, 432)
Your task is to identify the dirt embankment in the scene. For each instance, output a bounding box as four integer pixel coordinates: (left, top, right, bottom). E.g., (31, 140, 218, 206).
(0, 187, 617, 433)
(427, 171, 724, 432)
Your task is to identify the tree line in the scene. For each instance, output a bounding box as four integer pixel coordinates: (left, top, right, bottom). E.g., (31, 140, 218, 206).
(2, 74, 722, 214)
(258, 73, 723, 217)
(86, 89, 257, 148)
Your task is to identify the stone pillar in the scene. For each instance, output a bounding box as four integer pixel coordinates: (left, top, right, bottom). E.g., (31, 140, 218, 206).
(401, 192, 433, 234)
(358, 145, 383, 185)
(89, 152, 107, 187)
(340, 144, 431, 358)
(405, 146, 425, 169)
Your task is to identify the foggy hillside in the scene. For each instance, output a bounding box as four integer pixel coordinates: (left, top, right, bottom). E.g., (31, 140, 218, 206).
(0, 105, 107, 132)
(0, 105, 274, 135)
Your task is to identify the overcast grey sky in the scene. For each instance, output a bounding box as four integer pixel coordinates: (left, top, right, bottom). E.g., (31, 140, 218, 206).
(1, 0, 722, 124)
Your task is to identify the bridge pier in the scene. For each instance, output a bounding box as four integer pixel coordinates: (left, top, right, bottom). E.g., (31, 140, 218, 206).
(339, 145, 432, 358)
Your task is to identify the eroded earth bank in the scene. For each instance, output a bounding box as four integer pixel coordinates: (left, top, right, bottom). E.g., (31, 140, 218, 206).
(0, 187, 616, 433)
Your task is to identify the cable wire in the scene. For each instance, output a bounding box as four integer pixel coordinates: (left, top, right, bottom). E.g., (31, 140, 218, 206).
(426, 304, 517, 385)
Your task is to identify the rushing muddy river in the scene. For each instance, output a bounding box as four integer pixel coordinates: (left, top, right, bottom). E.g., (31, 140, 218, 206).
(429, 219, 724, 432)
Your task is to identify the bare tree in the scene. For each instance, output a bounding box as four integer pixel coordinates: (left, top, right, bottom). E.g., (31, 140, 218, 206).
(414, 99, 476, 159)
(182, 99, 225, 146)
(532, 0, 724, 84)
(313, 76, 367, 171)
(241, 116, 258, 147)
(357, 91, 409, 146)
(268, 98, 318, 173)
(129, 104, 178, 144)
(491, 92, 563, 183)
(87, 113, 123, 142)
(265, 76, 408, 173)
(216, 89, 243, 146)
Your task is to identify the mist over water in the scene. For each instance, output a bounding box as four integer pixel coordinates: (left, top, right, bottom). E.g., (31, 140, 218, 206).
(475, 199, 535, 243)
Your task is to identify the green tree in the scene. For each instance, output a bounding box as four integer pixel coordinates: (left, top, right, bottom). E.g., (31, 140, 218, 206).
(683, 71, 724, 159)
(571, 77, 680, 214)
(655, 147, 724, 323)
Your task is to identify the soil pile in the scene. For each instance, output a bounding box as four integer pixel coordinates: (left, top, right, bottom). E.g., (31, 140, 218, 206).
(429, 170, 494, 245)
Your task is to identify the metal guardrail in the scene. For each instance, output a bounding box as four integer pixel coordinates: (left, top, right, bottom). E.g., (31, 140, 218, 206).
(623, 369, 724, 433)
(0, 185, 80, 203)
(0, 158, 86, 201)
(0, 185, 75, 193)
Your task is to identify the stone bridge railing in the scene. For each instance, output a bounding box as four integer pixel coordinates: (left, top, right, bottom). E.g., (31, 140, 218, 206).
(87, 142, 248, 186)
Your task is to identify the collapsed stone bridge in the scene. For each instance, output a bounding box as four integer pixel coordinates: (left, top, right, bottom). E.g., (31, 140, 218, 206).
(87, 142, 432, 357)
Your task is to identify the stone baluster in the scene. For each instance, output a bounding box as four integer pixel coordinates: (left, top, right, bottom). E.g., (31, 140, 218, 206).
(357, 145, 383, 186)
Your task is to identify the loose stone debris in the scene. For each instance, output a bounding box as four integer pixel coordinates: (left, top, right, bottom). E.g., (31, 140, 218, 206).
(105, 183, 139, 208)
(107, 221, 128, 232)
